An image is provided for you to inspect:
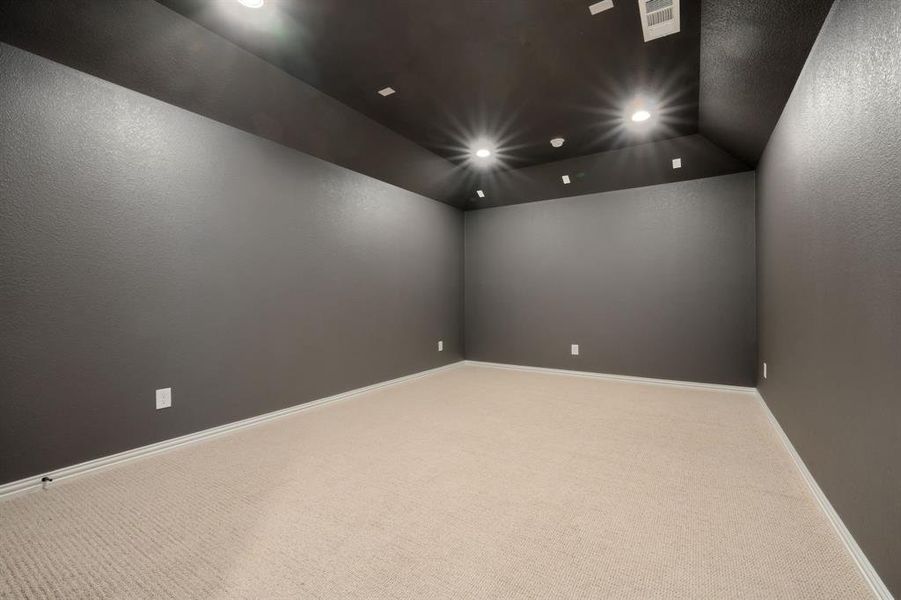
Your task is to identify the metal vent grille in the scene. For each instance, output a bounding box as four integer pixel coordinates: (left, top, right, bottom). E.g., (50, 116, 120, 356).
(645, 0, 672, 12)
(638, 0, 679, 42)
(647, 6, 673, 26)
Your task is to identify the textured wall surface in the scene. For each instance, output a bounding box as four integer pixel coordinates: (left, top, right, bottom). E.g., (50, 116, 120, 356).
(465, 173, 756, 386)
(0, 44, 463, 484)
(0, 0, 463, 205)
(756, 0, 901, 594)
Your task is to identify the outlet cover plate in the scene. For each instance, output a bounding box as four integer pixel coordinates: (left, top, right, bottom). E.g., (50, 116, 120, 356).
(156, 388, 172, 410)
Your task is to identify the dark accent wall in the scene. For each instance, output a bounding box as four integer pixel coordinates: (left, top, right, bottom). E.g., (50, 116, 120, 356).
(465, 172, 756, 386)
(0, 44, 463, 485)
(0, 0, 463, 206)
(756, 0, 901, 594)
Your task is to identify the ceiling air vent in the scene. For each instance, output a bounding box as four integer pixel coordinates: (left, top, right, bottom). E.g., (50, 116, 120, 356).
(638, 0, 680, 42)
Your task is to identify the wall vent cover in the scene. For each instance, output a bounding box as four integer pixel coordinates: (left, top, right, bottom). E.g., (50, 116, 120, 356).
(638, 0, 680, 42)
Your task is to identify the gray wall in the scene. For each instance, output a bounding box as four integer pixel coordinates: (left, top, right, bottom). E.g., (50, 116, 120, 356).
(0, 44, 463, 485)
(756, 0, 901, 594)
(465, 172, 756, 386)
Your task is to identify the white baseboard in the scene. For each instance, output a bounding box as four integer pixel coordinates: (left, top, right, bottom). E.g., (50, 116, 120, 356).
(0, 360, 464, 501)
(755, 391, 892, 599)
(464, 360, 757, 394)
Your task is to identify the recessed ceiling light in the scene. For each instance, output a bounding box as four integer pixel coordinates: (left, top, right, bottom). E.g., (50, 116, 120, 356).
(476, 190, 485, 198)
(470, 139, 498, 165)
(378, 87, 396, 97)
(237, 0, 264, 7)
(588, 0, 614, 15)
(672, 158, 682, 169)
(550, 137, 565, 148)
(631, 109, 652, 123)
(562, 175, 571, 184)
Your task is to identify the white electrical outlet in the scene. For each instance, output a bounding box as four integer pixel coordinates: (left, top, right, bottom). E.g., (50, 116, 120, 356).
(763, 362, 767, 380)
(571, 344, 580, 356)
(672, 157, 682, 169)
(438, 340, 444, 352)
(155, 388, 172, 410)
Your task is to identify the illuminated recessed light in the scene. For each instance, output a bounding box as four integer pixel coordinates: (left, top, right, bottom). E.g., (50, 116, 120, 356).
(550, 137, 565, 148)
(672, 158, 682, 169)
(562, 175, 571, 184)
(378, 87, 396, 97)
(237, 0, 264, 7)
(631, 109, 651, 123)
(476, 190, 486, 198)
(470, 139, 498, 165)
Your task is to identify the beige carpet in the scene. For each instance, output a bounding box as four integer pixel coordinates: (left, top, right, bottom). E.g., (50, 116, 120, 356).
(0, 365, 872, 599)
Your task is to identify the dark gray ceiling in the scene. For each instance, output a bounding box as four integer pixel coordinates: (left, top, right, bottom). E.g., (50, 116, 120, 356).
(700, 0, 834, 166)
(468, 134, 748, 208)
(0, 0, 835, 207)
(0, 0, 466, 206)
(158, 0, 702, 169)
